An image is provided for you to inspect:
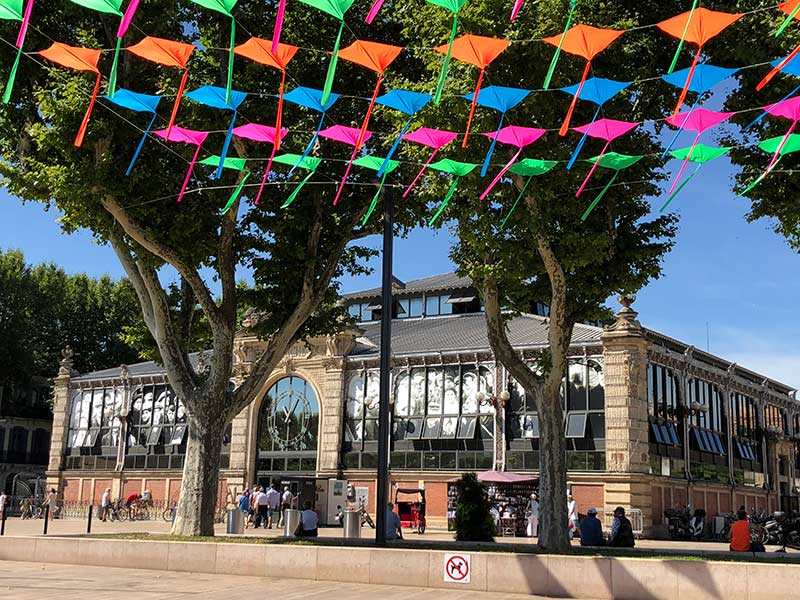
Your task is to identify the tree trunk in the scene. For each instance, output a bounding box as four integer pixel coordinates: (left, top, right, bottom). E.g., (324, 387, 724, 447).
(171, 407, 226, 536)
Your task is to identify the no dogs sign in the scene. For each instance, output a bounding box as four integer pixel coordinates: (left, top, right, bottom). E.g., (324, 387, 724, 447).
(443, 553, 471, 584)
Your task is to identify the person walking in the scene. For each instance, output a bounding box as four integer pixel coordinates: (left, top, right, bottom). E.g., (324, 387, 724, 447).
(265, 484, 280, 529)
(46, 488, 58, 521)
(608, 506, 635, 547)
(254, 486, 269, 529)
(579, 508, 605, 546)
(278, 486, 293, 527)
(20, 496, 32, 519)
(567, 494, 579, 539)
(100, 488, 112, 522)
(386, 502, 403, 541)
(526, 493, 539, 538)
(0, 490, 7, 520)
(294, 501, 319, 537)
(238, 489, 251, 529)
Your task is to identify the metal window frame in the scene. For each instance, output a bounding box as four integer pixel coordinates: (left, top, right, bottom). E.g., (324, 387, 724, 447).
(564, 412, 588, 439)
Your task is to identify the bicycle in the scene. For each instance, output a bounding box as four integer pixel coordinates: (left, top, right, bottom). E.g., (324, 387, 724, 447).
(163, 502, 177, 522)
(108, 501, 128, 522)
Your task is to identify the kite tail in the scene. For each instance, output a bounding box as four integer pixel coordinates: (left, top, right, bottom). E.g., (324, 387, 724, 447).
(481, 112, 505, 177)
(667, 0, 698, 74)
(740, 156, 781, 195)
(2, 46, 23, 105)
(74, 72, 101, 148)
(462, 67, 485, 148)
(281, 169, 315, 209)
(674, 50, 700, 116)
(290, 112, 325, 176)
(225, 19, 235, 105)
(107, 37, 122, 98)
(667, 134, 699, 194)
(362, 172, 388, 226)
(501, 176, 532, 229)
(275, 70, 285, 151)
(764, 122, 798, 176)
(126, 112, 157, 176)
(365, 0, 386, 24)
(333, 146, 359, 206)
(660, 163, 701, 212)
(542, 0, 576, 89)
(16, 0, 33, 48)
(576, 140, 609, 197)
(117, 0, 139, 37)
(429, 176, 459, 226)
(272, 0, 286, 53)
(254, 143, 279, 205)
(378, 117, 412, 177)
(433, 14, 458, 104)
(661, 98, 697, 160)
(178, 143, 203, 203)
(510, 0, 525, 21)
(219, 171, 251, 215)
(757, 44, 800, 92)
(216, 112, 237, 179)
(580, 171, 618, 222)
(560, 61, 591, 136)
(480, 148, 521, 200)
(745, 83, 800, 130)
(167, 68, 189, 138)
(403, 147, 439, 198)
(322, 20, 345, 105)
(567, 107, 600, 170)
(775, 1, 800, 37)
(357, 74, 382, 151)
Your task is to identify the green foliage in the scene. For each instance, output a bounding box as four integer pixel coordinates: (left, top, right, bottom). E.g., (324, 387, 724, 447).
(453, 472, 495, 542)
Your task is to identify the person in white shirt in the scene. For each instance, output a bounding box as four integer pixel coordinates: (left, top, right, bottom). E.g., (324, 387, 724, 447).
(294, 501, 318, 537)
(254, 487, 269, 528)
(100, 488, 112, 521)
(0, 491, 6, 518)
(265, 485, 280, 529)
(568, 494, 579, 540)
(277, 487, 293, 527)
(527, 493, 539, 537)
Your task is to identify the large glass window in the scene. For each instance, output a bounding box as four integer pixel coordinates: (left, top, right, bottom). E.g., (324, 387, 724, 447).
(67, 388, 123, 450)
(128, 385, 185, 447)
(259, 376, 319, 452)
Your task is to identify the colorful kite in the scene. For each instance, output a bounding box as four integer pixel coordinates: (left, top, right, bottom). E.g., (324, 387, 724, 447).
(501, 159, 558, 227)
(579, 152, 642, 221)
(460, 86, 530, 176)
(748, 53, 800, 130)
(318, 125, 373, 206)
(741, 134, 800, 194)
(433, 34, 509, 145)
(126, 36, 195, 137)
(198, 154, 250, 215)
(400, 127, 458, 197)
(758, 0, 800, 91)
(478, 126, 546, 200)
(185, 85, 247, 178)
(102, 88, 161, 175)
(775, 0, 800, 38)
(660, 64, 738, 157)
(427, 0, 470, 104)
(661, 144, 729, 211)
(1, 0, 34, 103)
(234, 37, 298, 151)
(352, 155, 400, 225)
(748, 97, 800, 186)
(283, 86, 341, 175)
(154, 126, 209, 202)
(38, 42, 102, 148)
(231, 123, 287, 205)
(540, 0, 577, 86)
(656, 7, 743, 115)
(542, 23, 623, 99)
(427, 158, 477, 226)
(189, 0, 238, 103)
(664, 108, 732, 194)
(295, 0, 355, 104)
(374, 89, 431, 176)
(272, 153, 322, 208)
(571, 118, 637, 197)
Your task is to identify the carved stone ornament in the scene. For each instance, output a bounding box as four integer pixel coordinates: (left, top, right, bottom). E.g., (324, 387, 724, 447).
(58, 345, 76, 376)
(283, 355, 295, 375)
(604, 294, 644, 335)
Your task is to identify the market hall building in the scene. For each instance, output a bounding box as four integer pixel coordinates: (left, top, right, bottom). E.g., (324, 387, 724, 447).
(46, 273, 800, 535)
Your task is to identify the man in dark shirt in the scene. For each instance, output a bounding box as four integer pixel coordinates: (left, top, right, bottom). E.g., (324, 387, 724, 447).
(579, 507, 605, 546)
(608, 506, 635, 547)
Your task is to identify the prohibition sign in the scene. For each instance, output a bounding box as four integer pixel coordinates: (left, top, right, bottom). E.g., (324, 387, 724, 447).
(444, 553, 471, 583)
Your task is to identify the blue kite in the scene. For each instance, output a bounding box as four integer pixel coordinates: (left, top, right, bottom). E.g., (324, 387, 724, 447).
(374, 89, 431, 177)
(103, 88, 162, 176)
(747, 54, 800, 131)
(283, 86, 341, 175)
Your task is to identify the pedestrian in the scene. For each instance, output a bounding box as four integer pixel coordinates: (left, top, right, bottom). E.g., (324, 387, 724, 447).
(730, 509, 758, 552)
(386, 502, 403, 541)
(278, 486, 293, 527)
(294, 500, 318, 537)
(238, 489, 251, 529)
(0, 490, 7, 519)
(20, 496, 32, 519)
(265, 483, 280, 529)
(608, 506, 635, 548)
(46, 488, 58, 521)
(254, 487, 269, 528)
(100, 488, 112, 522)
(526, 493, 539, 538)
(579, 508, 605, 546)
(567, 494, 579, 539)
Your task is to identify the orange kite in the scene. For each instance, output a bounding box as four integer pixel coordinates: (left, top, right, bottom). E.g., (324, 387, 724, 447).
(758, 0, 800, 91)
(38, 42, 102, 148)
(542, 24, 624, 136)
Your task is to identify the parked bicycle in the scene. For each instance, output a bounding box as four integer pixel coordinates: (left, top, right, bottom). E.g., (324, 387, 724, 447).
(162, 501, 177, 522)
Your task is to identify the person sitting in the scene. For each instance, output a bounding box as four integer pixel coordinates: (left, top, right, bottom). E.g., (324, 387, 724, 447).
(730, 509, 754, 552)
(608, 506, 635, 547)
(294, 501, 318, 537)
(386, 502, 403, 541)
(579, 507, 605, 546)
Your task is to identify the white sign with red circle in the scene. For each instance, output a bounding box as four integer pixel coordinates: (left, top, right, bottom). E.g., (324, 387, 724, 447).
(444, 553, 471, 584)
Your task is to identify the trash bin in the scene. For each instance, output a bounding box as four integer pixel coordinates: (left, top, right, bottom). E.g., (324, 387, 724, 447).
(226, 509, 244, 534)
(283, 509, 301, 536)
(343, 509, 361, 539)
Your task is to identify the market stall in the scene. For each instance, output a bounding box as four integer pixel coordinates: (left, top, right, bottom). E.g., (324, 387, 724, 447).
(447, 471, 538, 535)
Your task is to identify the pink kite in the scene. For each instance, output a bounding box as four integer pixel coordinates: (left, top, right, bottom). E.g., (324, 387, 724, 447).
(664, 108, 732, 193)
(758, 97, 800, 177)
(232, 123, 288, 205)
(401, 127, 459, 198)
(479, 126, 546, 200)
(318, 125, 374, 206)
(572, 118, 637, 197)
(154, 126, 209, 202)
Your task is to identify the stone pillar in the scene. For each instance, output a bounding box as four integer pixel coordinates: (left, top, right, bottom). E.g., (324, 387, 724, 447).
(601, 295, 653, 531)
(45, 347, 76, 493)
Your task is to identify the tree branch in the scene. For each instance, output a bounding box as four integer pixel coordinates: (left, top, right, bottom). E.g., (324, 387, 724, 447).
(108, 229, 155, 331)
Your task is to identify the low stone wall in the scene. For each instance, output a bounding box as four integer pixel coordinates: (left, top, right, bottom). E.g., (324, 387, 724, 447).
(0, 536, 796, 599)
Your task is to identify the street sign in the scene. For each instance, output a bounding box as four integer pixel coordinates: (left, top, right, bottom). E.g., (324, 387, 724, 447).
(444, 553, 471, 584)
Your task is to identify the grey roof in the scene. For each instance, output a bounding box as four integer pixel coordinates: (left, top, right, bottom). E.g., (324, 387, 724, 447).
(343, 272, 473, 301)
(72, 353, 201, 383)
(349, 313, 603, 358)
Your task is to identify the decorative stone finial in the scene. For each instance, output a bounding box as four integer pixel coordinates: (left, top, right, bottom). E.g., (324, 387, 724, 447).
(58, 345, 75, 376)
(604, 294, 644, 334)
(120, 364, 129, 380)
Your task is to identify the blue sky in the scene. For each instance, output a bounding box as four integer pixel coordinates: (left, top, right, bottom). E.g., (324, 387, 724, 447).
(2, 161, 799, 388)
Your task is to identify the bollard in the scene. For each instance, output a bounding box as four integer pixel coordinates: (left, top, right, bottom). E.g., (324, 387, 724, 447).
(43, 506, 49, 535)
(1, 506, 6, 536)
(87, 504, 93, 534)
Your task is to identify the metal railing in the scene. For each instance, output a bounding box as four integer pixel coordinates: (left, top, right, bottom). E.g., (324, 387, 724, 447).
(595, 508, 644, 537)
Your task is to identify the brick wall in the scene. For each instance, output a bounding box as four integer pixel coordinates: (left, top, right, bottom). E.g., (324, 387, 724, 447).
(121, 478, 142, 499)
(348, 479, 376, 513)
(168, 480, 181, 502)
(62, 478, 79, 502)
(93, 479, 112, 503)
(144, 479, 166, 502)
(81, 479, 92, 503)
(572, 484, 604, 514)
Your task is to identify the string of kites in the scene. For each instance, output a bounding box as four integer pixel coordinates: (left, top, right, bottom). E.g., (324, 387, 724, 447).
(5, 0, 800, 224)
